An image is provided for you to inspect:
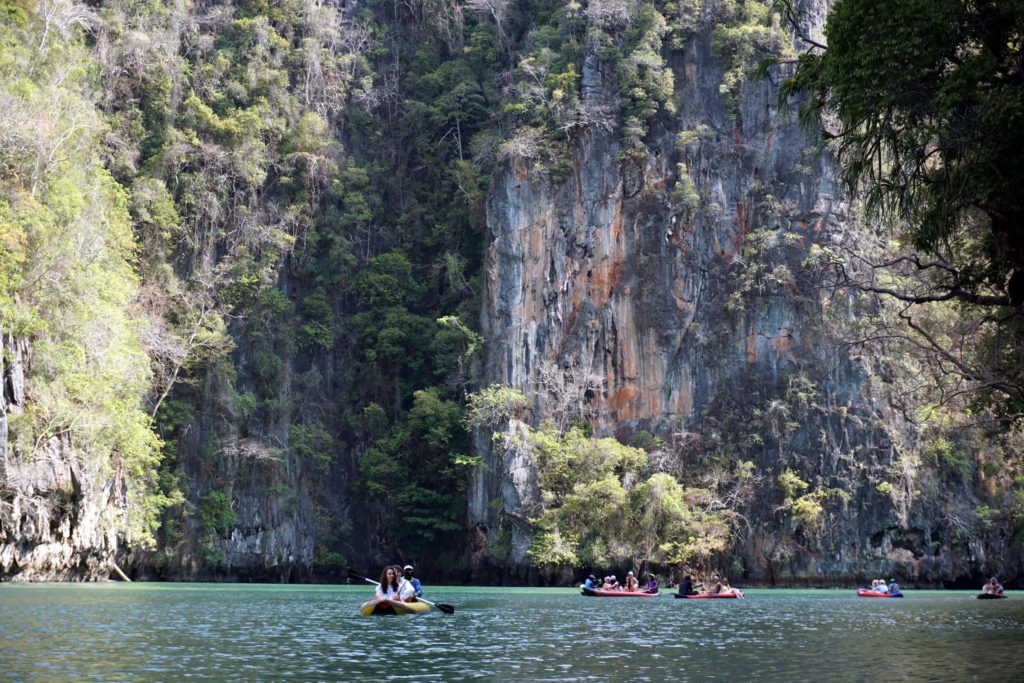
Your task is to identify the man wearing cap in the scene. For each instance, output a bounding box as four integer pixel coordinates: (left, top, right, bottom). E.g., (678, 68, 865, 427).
(403, 565, 423, 598)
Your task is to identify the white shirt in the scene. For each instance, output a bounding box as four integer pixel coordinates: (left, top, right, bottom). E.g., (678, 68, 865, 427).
(376, 578, 416, 601)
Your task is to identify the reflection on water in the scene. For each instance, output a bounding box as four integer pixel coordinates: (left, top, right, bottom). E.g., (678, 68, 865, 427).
(1, 584, 1022, 681)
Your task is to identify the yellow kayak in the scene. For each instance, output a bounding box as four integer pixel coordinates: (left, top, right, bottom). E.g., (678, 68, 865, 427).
(359, 597, 432, 616)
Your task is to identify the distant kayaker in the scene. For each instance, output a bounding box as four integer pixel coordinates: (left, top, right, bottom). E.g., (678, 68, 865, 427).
(403, 565, 423, 598)
(720, 577, 744, 598)
(982, 577, 1004, 595)
(708, 573, 723, 595)
(583, 575, 598, 590)
(624, 571, 640, 592)
(676, 574, 697, 596)
(887, 578, 900, 595)
(643, 573, 659, 594)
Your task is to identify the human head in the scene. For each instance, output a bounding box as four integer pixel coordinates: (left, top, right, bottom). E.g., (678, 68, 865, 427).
(589, 575, 596, 582)
(627, 571, 634, 577)
(889, 578, 896, 584)
(403, 565, 414, 577)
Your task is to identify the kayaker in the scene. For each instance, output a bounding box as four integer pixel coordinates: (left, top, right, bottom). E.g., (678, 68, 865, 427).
(887, 578, 900, 595)
(375, 566, 404, 600)
(643, 573, 658, 593)
(982, 577, 1004, 595)
(676, 574, 697, 596)
(624, 571, 640, 592)
(583, 575, 598, 590)
(708, 573, 723, 595)
(403, 565, 423, 598)
(720, 577, 744, 598)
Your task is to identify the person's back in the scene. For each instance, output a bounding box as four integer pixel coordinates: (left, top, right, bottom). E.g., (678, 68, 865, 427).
(584, 575, 597, 590)
(887, 579, 900, 595)
(678, 576, 696, 596)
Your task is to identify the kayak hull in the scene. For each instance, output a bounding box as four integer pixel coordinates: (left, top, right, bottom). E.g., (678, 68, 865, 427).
(856, 589, 903, 598)
(359, 597, 432, 615)
(976, 593, 1008, 599)
(581, 586, 659, 597)
(674, 592, 741, 599)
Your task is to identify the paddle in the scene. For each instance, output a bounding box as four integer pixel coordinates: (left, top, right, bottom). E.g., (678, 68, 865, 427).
(348, 569, 456, 614)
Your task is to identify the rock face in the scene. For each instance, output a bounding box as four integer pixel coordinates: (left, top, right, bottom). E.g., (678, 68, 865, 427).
(0, 334, 125, 581)
(470, 22, 1019, 585)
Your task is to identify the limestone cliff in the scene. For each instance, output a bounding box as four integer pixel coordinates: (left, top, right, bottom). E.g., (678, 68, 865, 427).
(0, 334, 126, 580)
(469, 8, 1019, 585)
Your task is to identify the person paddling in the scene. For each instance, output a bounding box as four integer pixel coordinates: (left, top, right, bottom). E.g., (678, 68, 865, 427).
(676, 574, 697, 596)
(624, 571, 640, 592)
(403, 565, 423, 598)
(643, 573, 659, 594)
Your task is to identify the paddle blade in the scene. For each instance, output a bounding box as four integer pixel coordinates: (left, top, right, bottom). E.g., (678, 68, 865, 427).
(348, 569, 371, 584)
(435, 603, 455, 614)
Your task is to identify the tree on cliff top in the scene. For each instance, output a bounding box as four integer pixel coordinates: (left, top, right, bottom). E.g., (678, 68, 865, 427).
(781, 0, 1024, 419)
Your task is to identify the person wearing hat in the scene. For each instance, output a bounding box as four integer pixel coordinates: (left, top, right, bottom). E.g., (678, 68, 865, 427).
(624, 571, 639, 592)
(887, 577, 901, 595)
(583, 574, 598, 590)
(402, 564, 422, 598)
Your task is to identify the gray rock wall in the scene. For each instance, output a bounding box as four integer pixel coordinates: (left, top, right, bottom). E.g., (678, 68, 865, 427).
(470, 11, 1017, 584)
(0, 333, 125, 581)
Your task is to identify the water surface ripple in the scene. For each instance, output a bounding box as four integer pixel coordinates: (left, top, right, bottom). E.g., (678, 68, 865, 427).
(1, 584, 1022, 681)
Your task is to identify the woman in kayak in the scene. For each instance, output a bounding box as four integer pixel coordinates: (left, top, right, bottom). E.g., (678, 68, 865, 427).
(719, 577, 744, 598)
(643, 573, 659, 593)
(376, 565, 415, 601)
(624, 571, 640, 591)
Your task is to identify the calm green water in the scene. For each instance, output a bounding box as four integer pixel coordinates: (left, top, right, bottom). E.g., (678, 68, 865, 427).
(1, 584, 1022, 682)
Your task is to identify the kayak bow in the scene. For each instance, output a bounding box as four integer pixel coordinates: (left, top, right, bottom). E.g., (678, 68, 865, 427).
(359, 597, 432, 615)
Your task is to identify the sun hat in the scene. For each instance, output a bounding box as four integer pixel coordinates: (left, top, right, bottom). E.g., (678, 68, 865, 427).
(403, 565, 414, 571)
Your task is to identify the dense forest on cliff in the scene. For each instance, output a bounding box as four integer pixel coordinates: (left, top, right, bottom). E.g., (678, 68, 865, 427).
(1, 0, 1022, 584)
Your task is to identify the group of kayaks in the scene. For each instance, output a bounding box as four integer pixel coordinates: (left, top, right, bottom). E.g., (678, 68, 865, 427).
(580, 586, 743, 599)
(357, 585, 1007, 615)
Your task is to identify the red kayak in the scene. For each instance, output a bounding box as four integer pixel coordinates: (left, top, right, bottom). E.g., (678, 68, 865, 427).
(675, 592, 743, 599)
(581, 586, 659, 597)
(857, 589, 903, 598)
